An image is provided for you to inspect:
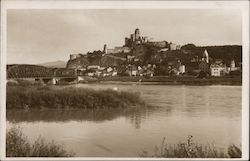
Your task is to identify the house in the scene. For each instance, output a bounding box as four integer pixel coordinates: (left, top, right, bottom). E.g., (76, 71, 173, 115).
(131, 68, 138, 76)
(107, 67, 113, 72)
(112, 70, 118, 76)
(229, 60, 241, 72)
(179, 65, 185, 74)
(127, 55, 135, 62)
(87, 72, 95, 77)
(87, 65, 100, 70)
(210, 64, 227, 77)
(126, 66, 138, 76)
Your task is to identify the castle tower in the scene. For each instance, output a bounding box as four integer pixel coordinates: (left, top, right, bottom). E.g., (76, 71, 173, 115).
(135, 28, 140, 40)
(70, 54, 77, 60)
(103, 44, 107, 54)
(131, 34, 135, 41)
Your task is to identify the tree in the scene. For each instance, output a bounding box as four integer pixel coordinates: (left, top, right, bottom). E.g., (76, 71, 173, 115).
(181, 44, 196, 50)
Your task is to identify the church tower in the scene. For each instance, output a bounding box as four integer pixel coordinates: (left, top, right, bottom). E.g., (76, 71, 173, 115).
(203, 49, 209, 63)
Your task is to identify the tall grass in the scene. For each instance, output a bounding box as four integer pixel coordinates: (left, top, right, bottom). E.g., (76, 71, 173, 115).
(139, 135, 241, 158)
(6, 127, 74, 157)
(7, 86, 145, 109)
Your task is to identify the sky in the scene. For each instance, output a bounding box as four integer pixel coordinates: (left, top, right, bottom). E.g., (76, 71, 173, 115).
(7, 9, 242, 64)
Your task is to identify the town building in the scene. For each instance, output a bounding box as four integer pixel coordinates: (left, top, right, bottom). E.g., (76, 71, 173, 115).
(229, 60, 241, 72)
(87, 65, 100, 70)
(179, 65, 185, 74)
(210, 64, 227, 76)
(230, 60, 235, 68)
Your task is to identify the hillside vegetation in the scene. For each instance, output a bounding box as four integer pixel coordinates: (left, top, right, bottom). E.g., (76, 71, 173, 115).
(66, 44, 242, 70)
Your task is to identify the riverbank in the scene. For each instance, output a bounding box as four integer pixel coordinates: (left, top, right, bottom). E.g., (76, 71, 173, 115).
(7, 127, 241, 158)
(98, 76, 242, 85)
(140, 136, 241, 158)
(6, 86, 145, 109)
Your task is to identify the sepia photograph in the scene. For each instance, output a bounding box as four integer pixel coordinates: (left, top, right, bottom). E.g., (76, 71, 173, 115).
(0, 0, 249, 160)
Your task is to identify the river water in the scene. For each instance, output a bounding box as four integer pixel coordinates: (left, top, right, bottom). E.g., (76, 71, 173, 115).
(7, 84, 242, 157)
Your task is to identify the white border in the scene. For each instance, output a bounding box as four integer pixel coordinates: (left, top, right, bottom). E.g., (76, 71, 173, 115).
(1, 0, 249, 160)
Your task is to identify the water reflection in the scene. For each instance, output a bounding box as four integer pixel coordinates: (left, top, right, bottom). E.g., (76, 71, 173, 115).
(128, 108, 148, 129)
(7, 108, 144, 123)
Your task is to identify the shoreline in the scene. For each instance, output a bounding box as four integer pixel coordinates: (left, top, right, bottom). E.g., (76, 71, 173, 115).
(8, 75, 242, 86)
(96, 76, 242, 86)
(98, 81, 242, 86)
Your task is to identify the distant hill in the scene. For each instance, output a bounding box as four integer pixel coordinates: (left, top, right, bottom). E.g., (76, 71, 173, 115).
(39, 60, 67, 68)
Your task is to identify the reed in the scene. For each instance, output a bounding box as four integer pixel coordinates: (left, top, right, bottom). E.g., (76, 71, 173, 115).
(6, 86, 145, 109)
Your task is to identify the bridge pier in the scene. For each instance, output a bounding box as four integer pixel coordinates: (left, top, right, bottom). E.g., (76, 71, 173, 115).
(77, 76, 85, 82)
(42, 78, 51, 84)
(52, 78, 57, 85)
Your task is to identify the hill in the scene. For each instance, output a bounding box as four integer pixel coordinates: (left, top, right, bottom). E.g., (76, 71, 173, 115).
(65, 44, 242, 71)
(39, 60, 67, 68)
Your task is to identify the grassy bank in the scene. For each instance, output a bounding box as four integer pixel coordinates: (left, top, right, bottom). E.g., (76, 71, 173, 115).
(139, 136, 241, 158)
(7, 128, 241, 158)
(7, 86, 145, 109)
(6, 127, 74, 157)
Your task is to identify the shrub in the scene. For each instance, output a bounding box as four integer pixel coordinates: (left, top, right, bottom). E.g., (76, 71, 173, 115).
(228, 144, 242, 158)
(6, 127, 74, 157)
(139, 135, 241, 158)
(6, 127, 31, 157)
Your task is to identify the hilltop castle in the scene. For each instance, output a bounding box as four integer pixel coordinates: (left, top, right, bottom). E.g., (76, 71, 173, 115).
(124, 28, 149, 47)
(103, 28, 181, 55)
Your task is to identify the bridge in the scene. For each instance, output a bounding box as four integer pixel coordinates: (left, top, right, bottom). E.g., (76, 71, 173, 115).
(7, 64, 78, 84)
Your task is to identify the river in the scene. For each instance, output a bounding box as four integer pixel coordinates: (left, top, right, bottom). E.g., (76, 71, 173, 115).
(7, 84, 242, 157)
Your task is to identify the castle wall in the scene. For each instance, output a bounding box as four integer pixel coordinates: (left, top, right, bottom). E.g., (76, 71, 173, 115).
(106, 46, 131, 54)
(148, 41, 168, 48)
(70, 54, 84, 60)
